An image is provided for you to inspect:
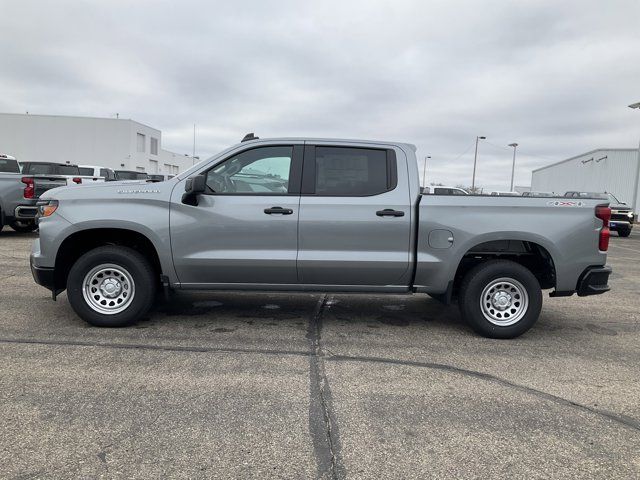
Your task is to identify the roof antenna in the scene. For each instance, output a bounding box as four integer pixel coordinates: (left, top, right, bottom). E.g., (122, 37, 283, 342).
(242, 133, 259, 142)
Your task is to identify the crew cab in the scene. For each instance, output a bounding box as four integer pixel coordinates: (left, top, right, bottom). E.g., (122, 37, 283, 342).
(31, 137, 612, 338)
(565, 191, 634, 237)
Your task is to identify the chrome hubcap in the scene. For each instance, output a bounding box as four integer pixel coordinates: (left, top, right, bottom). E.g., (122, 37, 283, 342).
(480, 277, 528, 326)
(82, 264, 135, 315)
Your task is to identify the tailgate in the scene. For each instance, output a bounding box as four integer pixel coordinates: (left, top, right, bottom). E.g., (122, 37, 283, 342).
(33, 176, 67, 198)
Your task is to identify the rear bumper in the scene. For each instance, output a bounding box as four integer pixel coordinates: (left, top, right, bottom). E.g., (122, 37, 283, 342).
(15, 205, 39, 219)
(576, 265, 612, 296)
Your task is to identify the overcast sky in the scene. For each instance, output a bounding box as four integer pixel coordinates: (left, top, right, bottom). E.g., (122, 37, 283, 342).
(1, 0, 639, 189)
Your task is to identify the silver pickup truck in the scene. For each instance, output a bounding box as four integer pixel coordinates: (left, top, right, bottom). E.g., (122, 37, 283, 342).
(31, 137, 612, 338)
(0, 172, 67, 233)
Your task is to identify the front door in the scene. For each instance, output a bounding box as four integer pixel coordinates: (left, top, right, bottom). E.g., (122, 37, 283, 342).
(297, 144, 412, 287)
(170, 144, 303, 286)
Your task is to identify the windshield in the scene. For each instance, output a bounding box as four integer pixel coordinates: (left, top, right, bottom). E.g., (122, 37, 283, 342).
(607, 193, 623, 204)
(0, 158, 20, 173)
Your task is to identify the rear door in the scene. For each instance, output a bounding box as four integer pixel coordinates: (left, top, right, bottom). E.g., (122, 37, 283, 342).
(170, 143, 303, 286)
(297, 143, 412, 287)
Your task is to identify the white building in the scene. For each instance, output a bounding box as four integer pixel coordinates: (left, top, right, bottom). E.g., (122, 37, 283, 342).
(531, 148, 640, 210)
(0, 112, 195, 176)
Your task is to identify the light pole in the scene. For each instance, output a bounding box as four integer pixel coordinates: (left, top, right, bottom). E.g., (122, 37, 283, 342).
(471, 136, 486, 191)
(630, 102, 640, 213)
(422, 155, 431, 188)
(508, 143, 518, 191)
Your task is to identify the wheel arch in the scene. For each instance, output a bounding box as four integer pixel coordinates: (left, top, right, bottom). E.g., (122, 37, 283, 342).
(54, 227, 164, 292)
(450, 235, 558, 300)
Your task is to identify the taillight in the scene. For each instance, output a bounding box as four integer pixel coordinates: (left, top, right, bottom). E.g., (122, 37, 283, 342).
(595, 205, 611, 251)
(22, 176, 35, 199)
(72, 177, 82, 184)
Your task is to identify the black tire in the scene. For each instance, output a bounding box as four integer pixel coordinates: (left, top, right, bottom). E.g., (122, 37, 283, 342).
(618, 228, 631, 238)
(66, 246, 156, 327)
(458, 259, 542, 339)
(9, 220, 38, 233)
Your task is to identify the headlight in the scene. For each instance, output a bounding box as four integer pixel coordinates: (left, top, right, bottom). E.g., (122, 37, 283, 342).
(37, 200, 59, 217)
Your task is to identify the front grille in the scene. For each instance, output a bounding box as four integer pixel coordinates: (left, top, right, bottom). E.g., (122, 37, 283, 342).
(611, 210, 632, 222)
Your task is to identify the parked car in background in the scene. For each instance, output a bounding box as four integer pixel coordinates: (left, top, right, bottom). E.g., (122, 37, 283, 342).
(424, 186, 468, 195)
(147, 174, 169, 182)
(0, 154, 21, 173)
(114, 170, 149, 181)
(78, 165, 116, 182)
(0, 171, 66, 232)
(522, 191, 554, 197)
(565, 191, 634, 237)
(20, 161, 92, 186)
(490, 191, 521, 196)
(32, 136, 612, 339)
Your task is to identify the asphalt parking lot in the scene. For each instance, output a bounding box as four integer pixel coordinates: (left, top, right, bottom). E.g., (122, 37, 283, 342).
(1, 229, 639, 479)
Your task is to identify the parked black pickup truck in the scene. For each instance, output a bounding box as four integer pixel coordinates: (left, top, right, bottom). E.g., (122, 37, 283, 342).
(565, 191, 634, 237)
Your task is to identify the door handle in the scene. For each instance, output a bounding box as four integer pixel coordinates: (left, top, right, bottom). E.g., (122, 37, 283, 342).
(264, 206, 293, 215)
(376, 209, 405, 217)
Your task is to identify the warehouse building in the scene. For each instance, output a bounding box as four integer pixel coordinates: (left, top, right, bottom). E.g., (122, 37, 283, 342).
(531, 148, 640, 210)
(0, 112, 195, 176)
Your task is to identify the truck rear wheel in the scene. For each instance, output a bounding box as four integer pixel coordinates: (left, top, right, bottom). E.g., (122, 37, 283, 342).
(458, 259, 542, 339)
(66, 246, 156, 327)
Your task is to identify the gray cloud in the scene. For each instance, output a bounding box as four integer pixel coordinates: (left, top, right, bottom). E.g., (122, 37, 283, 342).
(1, 0, 639, 189)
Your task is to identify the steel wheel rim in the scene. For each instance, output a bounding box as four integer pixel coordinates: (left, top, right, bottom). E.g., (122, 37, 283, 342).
(480, 277, 528, 326)
(82, 263, 135, 315)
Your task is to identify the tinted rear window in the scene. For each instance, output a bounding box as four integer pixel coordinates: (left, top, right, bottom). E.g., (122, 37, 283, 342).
(58, 165, 80, 175)
(0, 159, 20, 173)
(25, 163, 54, 174)
(116, 171, 147, 180)
(314, 147, 393, 196)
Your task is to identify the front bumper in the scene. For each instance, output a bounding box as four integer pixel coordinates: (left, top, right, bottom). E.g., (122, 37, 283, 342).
(576, 265, 612, 296)
(15, 205, 39, 220)
(609, 220, 632, 231)
(30, 255, 55, 292)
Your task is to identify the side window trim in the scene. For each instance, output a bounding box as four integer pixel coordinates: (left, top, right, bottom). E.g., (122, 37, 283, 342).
(200, 144, 303, 196)
(301, 145, 398, 197)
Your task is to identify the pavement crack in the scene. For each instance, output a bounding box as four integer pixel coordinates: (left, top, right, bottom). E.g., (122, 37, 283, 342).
(328, 354, 640, 434)
(0, 337, 308, 358)
(307, 294, 345, 480)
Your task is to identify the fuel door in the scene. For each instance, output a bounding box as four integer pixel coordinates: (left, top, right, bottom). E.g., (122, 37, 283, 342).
(428, 229, 454, 249)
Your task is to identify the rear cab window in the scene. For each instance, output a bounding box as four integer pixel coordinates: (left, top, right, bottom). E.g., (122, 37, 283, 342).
(0, 158, 20, 173)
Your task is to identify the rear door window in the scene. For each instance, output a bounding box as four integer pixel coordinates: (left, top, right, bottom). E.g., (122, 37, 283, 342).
(307, 146, 396, 196)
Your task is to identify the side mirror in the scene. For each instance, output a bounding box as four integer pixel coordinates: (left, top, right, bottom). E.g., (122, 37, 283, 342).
(182, 175, 206, 205)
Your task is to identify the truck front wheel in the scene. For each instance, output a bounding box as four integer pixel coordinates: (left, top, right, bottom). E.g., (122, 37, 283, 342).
(458, 259, 542, 339)
(66, 246, 156, 327)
